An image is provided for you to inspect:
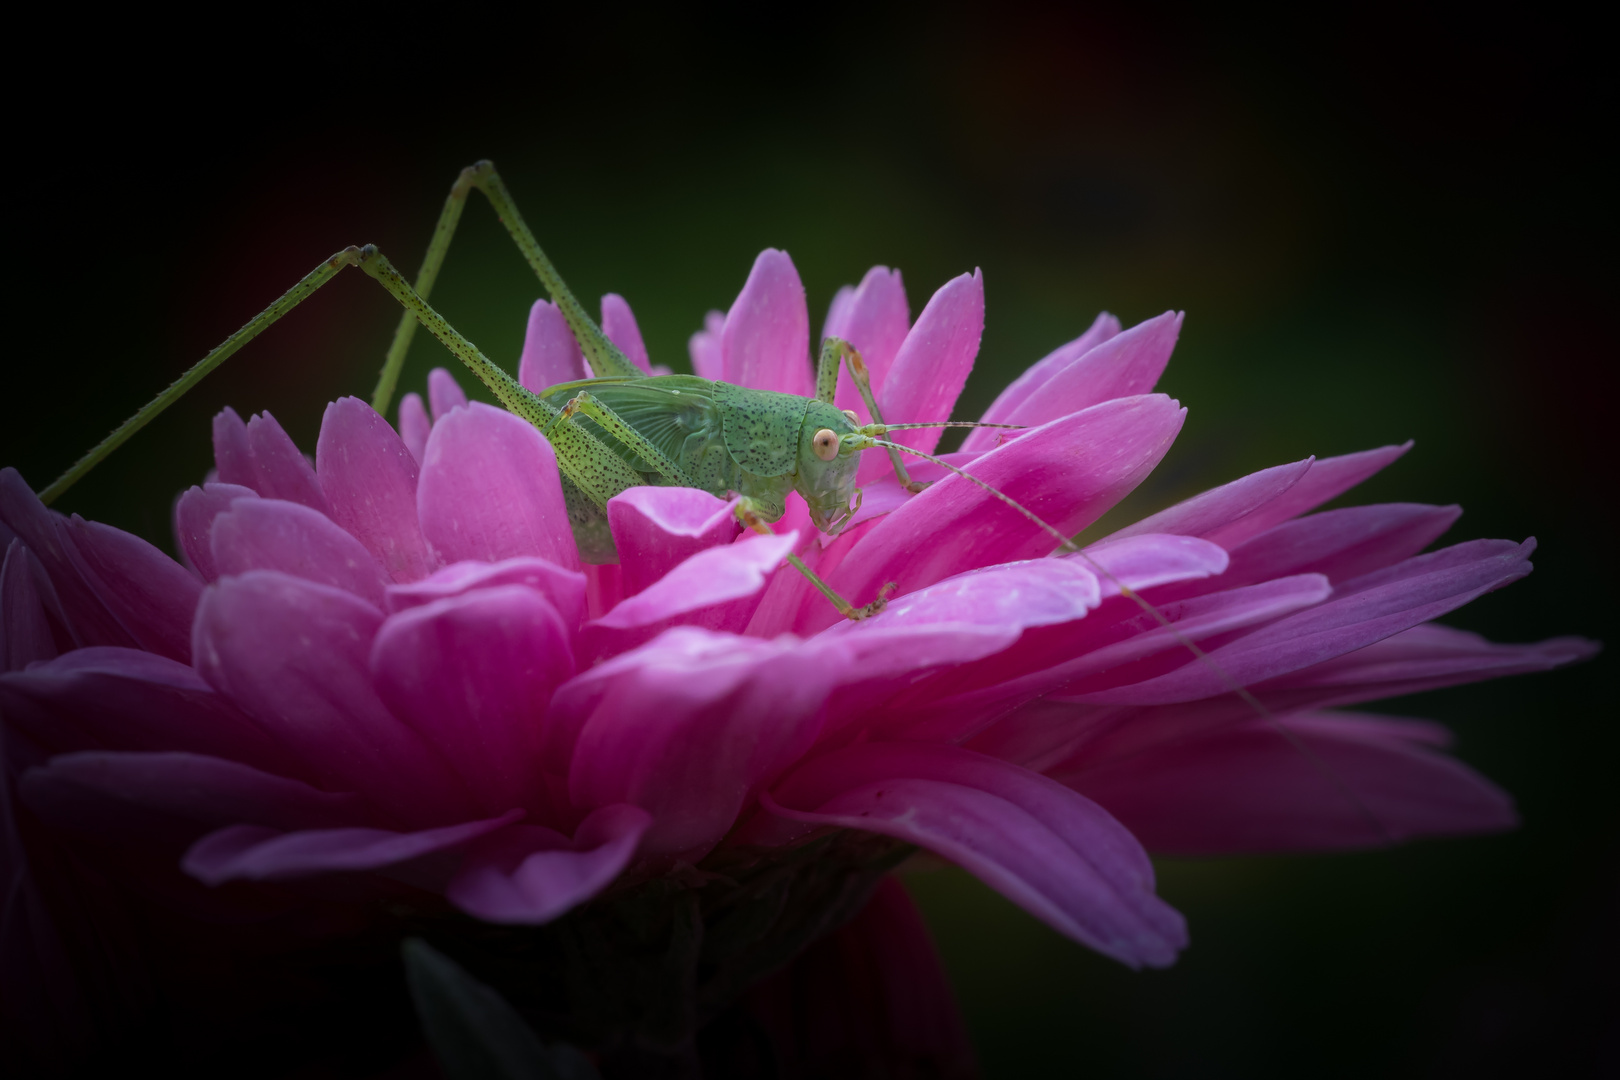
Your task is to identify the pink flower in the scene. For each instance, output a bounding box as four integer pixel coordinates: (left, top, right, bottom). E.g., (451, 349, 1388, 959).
(0, 250, 1597, 1055)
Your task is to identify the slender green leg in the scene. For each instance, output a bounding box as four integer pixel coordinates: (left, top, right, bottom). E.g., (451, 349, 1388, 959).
(735, 500, 892, 621)
(39, 250, 363, 505)
(827, 338, 924, 492)
(815, 338, 841, 404)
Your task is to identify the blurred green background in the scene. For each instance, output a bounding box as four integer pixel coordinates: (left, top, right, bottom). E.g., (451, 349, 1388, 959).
(6, 5, 1613, 1076)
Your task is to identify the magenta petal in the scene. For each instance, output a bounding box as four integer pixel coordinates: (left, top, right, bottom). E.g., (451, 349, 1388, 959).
(316, 397, 436, 583)
(417, 403, 577, 570)
(399, 392, 432, 466)
(371, 585, 574, 818)
(63, 516, 201, 663)
(245, 412, 331, 515)
(175, 483, 258, 582)
(966, 312, 1122, 451)
(1212, 503, 1462, 591)
(210, 498, 390, 606)
(519, 299, 588, 391)
(212, 406, 255, 488)
(757, 743, 1186, 968)
(972, 312, 1180, 451)
(722, 249, 814, 396)
(1204, 443, 1415, 550)
(858, 270, 984, 484)
(3, 539, 59, 670)
(1107, 458, 1312, 542)
(21, 751, 372, 846)
(559, 630, 833, 861)
(593, 531, 795, 630)
(823, 266, 911, 421)
(386, 557, 588, 631)
(447, 804, 651, 924)
(817, 396, 1186, 632)
(192, 570, 477, 827)
(427, 368, 468, 422)
(601, 294, 653, 374)
(689, 311, 725, 382)
(183, 809, 521, 885)
(606, 486, 741, 597)
(0, 646, 299, 772)
(1071, 711, 1517, 853)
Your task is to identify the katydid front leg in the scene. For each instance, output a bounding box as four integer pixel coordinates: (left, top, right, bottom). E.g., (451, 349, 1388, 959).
(734, 499, 894, 621)
(818, 337, 929, 493)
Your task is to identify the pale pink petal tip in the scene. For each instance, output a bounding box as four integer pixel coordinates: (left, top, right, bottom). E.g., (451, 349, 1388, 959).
(520, 299, 587, 392)
(601, 293, 652, 374)
(427, 367, 468, 422)
(722, 249, 813, 397)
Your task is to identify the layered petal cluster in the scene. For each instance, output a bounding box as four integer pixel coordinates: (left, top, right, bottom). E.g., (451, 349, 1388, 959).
(0, 251, 1597, 1032)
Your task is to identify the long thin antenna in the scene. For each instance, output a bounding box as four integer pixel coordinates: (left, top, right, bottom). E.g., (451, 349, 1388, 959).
(858, 435, 1397, 844)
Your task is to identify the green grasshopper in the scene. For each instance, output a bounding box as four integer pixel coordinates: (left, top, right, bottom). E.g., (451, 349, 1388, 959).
(38, 160, 1016, 620)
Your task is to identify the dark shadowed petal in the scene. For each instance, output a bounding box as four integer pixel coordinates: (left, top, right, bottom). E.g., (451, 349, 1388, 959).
(606, 487, 742, 597)
(20, 751, 374, 848)
(192, 570, 477, 827)
(555, 629, 832, 861)
(447, 804, 652, 924)
(601, 294, 653, 374)
(175, 483, 258, 582)
(689, 311, 725, 382)
(968, 312, 1181, 452)
(245, 412, 332, 515)
(812, 396, 1186, 634)
(417, 403, 577, 571)
(519, 300, 588, 391)
(183, 810, 522, 885)
(428, 368, 468, 422)
(722, 249, 814, 397)
(966, 312, 1122, 450)
(1069, 711, 1517, 852)
(316, 397, 437, 583)
(399, 392, 432, 466)
(63, 516, 201, 663)
(823, 266, 911, 422)
(1106, 458, 1313, 542)
(211, 498, 390, 606)
(1076, 539, 1538, 705)
(1203, 443, 1415, 550)
(3, 539, 58, 670)
(753, 743, 1186, 969)
(858, 270, 984, 484)
(372, 586, 574, 819)
(1203, 503, 1461, 592)
(386, 557, 588, 631)
(0, 647, 300, 772)
(211, 406, 255, 489)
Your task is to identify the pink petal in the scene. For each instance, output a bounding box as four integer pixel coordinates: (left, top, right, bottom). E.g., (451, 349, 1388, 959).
(966, 312, 1180, 454)
(371, 585, 575, 819)
(519, 299, 588, 391)
(427, 367, 468, 422)
(606, 486, 741, 597)
(556, 629, 833, 861)
(386, 557, 588, 632)
(965, 312, 1123, 451)
(824, 558, 1101, 637)
(212, 406, 254, 488)
(858, 270, 984, 484)
(0, 647, 301, 774)
(1106, 458, 1313, 542)
(20, 751, 373, 846)
(601, 293, 653, 374)
(399, 392, 432, 466)
(812, 395, 1186, 633)
(754, 743, 1186, 968)
(689, 311, 725, 382)
(62, 516, 201, 663)
(175, 483, 259, 582)
(210, 497, 390, 606)
(1204, 442, 1415, 550)
(1070, 711, 1517, 853)
(192, 570, 477, 827)
(244, 412, 331, 515)
(316, 397, 437, 583)
(823, 266, 911, 422)
(3, 538, 59, 671)
(446, 804, 651, 924)
(417, 402, 578, 571)
(183, 809, 521, 885)
(721, 249, 814, 396)
(591, 531, 795, 631)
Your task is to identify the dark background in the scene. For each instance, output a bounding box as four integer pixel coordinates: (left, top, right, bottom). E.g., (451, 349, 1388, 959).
(5, 4, 1613, 1076)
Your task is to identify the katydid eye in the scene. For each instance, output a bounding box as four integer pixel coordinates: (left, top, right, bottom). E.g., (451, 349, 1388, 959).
(841, 409, 859, 425)
(812, 428, 840, 460)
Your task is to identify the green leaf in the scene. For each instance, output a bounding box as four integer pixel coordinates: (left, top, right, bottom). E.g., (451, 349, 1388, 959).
(402, 937, 601, 1080)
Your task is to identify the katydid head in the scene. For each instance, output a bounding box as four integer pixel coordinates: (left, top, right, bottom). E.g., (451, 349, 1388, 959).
(794, 399, 865, 533)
